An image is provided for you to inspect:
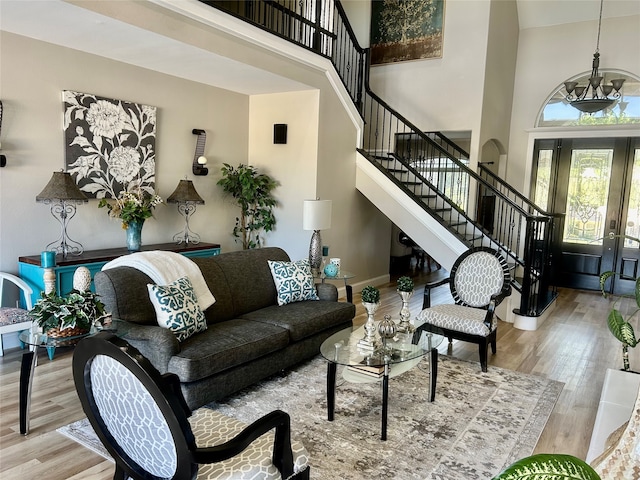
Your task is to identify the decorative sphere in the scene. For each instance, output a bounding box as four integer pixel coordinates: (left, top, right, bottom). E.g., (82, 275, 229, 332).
(324, 263, 338, 277)
(378, 315, 397, 339)
(73, 267, 92, 292)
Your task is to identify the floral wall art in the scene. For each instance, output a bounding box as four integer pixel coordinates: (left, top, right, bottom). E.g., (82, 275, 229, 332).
(63, 90, 157, 199)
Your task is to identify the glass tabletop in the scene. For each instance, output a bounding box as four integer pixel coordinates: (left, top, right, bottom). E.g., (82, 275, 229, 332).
(18, 319, 121, 348)
(19, 329, 92, 348)
(314, 270, 356, 281)
(320, 324, 444, 368)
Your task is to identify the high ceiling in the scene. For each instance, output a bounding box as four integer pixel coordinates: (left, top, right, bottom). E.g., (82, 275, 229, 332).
(1, 0, 638, 95)
(516, 0, 640, 30)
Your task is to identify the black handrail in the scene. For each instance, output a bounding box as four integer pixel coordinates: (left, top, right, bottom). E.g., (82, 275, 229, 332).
(197, 0, 558, 316)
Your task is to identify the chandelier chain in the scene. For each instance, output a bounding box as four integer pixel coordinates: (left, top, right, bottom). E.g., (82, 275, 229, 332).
(595, 0, 603, 53)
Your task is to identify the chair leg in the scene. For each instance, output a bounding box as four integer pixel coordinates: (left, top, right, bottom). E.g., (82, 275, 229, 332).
(490, 338, 497, 354)
(479, 342, 488, 373)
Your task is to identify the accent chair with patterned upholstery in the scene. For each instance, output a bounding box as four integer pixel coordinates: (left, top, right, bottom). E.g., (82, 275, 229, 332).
(0, 272, 34, 356)
(416, 247, 512, 372)
(72, 332, 310, 480)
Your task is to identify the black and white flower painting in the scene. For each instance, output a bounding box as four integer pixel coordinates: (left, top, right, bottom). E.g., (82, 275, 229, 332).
(63, 91, 156, 199)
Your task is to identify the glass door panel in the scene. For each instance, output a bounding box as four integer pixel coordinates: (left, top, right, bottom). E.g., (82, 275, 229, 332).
(562, 149, 613, 245)
(623, 148, 640, 245)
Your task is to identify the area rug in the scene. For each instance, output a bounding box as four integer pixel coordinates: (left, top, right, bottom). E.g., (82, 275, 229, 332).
(58, 355, 563, 479)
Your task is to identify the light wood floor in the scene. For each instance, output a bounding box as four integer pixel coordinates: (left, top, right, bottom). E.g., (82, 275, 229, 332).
(0, 268, 637, 479)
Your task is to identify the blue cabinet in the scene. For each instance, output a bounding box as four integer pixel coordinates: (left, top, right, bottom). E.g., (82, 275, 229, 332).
(19, 242, 221, 306)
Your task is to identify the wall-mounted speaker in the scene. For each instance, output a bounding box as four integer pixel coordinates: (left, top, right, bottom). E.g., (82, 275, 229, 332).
(274, 124, 287, 144)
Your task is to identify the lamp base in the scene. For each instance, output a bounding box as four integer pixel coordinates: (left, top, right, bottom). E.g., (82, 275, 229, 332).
(309, 230, 322, 271)
(173, 204, 201, 245)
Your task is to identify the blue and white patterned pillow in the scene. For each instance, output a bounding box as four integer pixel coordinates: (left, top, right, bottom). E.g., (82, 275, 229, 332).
(147, 276, 207, 342)
(268, 259, 319, 306)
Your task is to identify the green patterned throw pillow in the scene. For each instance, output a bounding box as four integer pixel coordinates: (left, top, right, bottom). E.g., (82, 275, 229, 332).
(268, 259, 319, 306)
(147, 276, 207, 341)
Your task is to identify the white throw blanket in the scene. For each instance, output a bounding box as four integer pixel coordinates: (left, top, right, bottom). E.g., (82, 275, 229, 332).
(102, 251, 216, 310)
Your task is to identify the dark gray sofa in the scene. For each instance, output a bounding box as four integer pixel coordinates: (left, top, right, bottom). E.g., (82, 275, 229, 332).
(94, 247, 355, 409)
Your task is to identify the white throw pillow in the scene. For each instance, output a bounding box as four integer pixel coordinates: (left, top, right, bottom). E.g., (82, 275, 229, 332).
(147, 276, 207, 341)
(268, 259, 319, 306)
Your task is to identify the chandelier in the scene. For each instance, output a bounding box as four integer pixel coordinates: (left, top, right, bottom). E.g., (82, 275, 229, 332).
(563, 0, 625, 114)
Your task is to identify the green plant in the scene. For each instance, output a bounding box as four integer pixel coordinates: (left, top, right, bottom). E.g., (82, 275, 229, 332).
(217, 163, 279, 249)
(361, 285, 380, 304)
(29, 290, 106, 332)
(492, 453, 600, 480)
(98, 188, 162, 229)
(600, 270, 640, 372)
(397, 276, 414, 292)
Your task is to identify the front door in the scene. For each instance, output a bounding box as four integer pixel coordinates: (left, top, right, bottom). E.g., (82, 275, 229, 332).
(534, 137, 640, 294)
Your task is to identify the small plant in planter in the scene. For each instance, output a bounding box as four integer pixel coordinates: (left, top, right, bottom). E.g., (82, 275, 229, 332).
(360, 285, 381, 347)
(396, 276, 415, 332)
(29, 290, 106, 338)
(361, 285, 380, 304)
(599, 270, 639, 372)
(397, 276, 414, 292)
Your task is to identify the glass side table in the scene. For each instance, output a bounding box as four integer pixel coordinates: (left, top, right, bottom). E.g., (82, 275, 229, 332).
(320, 323, 444, 440)
(314, 270, 356, 303)
(17, 324, 118, 435)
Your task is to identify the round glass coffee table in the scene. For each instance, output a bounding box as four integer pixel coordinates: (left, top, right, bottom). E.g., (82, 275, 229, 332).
(320, 323, 444, 440)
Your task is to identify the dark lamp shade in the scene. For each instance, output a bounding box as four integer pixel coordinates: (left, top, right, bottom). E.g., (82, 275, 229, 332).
(36, 171, 88, 203)
(167, 179, 205, 204)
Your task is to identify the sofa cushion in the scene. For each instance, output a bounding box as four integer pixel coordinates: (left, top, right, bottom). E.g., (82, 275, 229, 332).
(191, 257, 236, 324)
(240, 300, 356, 342)
(147, 276, 207, 342)
(268, 259, 319, 306)
(95, 267, 158, 325)
(168, 319, 290, 382)
(210, 247, 290, 317)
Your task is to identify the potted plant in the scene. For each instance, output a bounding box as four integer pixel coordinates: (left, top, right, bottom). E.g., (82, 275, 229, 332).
(361, 285, 380, 304)
(599, 270, 639, 372)
(360, 285, 381, 348)
(29, 289, 106, 338)
(396, 276, 415, 332)
(217, 163, 278, 249)
(397, 276, 414, 293)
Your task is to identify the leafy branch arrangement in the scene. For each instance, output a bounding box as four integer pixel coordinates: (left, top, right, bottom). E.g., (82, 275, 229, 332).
(217, 163, 278, 249)
(599, 270, 640, 372)
(98, 188, 162, 229)
(29, 290, 106, 333)
(361, 285, 380, 304)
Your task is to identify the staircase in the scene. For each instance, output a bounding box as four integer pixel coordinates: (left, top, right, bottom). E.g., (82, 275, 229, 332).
(199, 0, 560, 323)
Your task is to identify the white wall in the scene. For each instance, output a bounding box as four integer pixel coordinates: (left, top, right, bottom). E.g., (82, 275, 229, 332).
(248, 90, 320, 260)
(0, 31, 249, 273)
(507, 14, 640, 193)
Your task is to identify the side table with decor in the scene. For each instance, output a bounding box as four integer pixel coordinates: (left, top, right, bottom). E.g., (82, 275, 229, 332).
(18, 242, 221, 306)
(18, 321, 122, 435)
(313, 270, 355, 303)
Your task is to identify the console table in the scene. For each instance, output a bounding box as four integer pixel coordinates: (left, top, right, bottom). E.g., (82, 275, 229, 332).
(18, 242, 221, 305)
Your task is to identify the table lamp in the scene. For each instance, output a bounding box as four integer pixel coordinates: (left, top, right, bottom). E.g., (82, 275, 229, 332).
(167, 179, 205, 244)
(36, 171, 88, 257)
(303, 199, 331, 271)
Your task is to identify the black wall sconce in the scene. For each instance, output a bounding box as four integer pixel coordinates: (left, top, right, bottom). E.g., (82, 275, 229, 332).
(192, 128, 208, 176)
(274, 124, 287, 144)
